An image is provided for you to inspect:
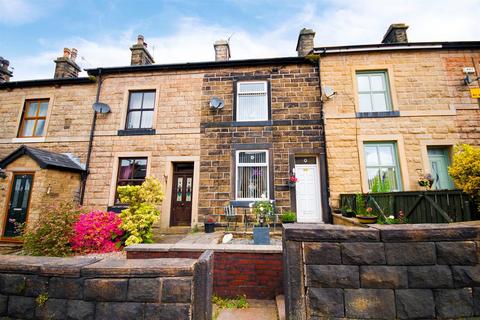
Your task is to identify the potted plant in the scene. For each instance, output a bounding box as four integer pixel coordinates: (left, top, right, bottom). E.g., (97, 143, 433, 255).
(340, 206, 355, 218)
(204, 215, 216, 233)
(250, 196, 274, 245)
(280, 210, 296, 223)
(288, 175, 298, 188)
(354, 194, 377, 224)
(418, 173, 434, 190)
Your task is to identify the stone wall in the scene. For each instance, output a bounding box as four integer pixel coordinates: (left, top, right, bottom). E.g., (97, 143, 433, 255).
(283, 222, 480, 319)
(321, 49, 480, 207)
(126, 243, 283, 299)
(199, 63, 324, 219)
(0, 252, 213, 320)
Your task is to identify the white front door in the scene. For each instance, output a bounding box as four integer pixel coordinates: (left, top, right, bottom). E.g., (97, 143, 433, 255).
(295, 159, 322, 223)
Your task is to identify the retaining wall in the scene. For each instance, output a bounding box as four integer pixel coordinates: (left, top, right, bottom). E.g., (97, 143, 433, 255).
(283, 222, 480, 319)
(126, 243, 283, 299)
(0, 251, 213, 320)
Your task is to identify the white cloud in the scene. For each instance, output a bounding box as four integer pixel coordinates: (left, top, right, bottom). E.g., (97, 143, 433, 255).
(0, 0, 58, 25)
(9, 0, 480, 80)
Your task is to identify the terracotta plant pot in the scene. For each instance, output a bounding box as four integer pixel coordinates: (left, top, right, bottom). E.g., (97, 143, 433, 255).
(356, 215, 378, 224)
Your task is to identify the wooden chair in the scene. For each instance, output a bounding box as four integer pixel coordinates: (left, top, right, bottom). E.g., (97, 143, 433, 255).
(223, 205, 237, 231)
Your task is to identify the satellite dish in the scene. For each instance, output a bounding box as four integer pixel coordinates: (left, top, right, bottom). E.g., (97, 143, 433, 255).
(92, 102, 111, 114)
(209, 97, 225, 110)
(323, 86, 336, 98)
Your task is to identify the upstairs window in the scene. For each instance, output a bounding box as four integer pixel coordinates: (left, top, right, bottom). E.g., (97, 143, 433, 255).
(115, 157, 147, 204)
(236, 81, 268, 121)
(19, 99, 49, 137)
(236, 150, 269, 200)
(356, 71, 392, 112)
(364, 142, 402, 191)
(126, 91, 155, 129)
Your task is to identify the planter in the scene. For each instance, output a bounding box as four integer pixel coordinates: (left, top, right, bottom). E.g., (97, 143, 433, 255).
(356, 215, 378, 224)
(288, 181, 296, 188)
(253, 226, 270, 245)
(204, 222, 215, 233)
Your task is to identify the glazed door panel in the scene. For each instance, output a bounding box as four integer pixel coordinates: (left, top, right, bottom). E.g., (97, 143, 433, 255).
(4, 174, 33, 237)
(170, 165, 193, 226)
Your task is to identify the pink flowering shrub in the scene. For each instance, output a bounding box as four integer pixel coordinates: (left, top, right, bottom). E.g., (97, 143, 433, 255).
(70, 211, 124, 254)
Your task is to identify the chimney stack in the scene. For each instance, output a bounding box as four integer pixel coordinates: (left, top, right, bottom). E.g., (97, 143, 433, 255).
(382, 23, 409, 44)
(54, 47, 81, 79)
(296, 28, 315, 57)
(214, 40, 230, 61)
(130, 35, 155, 65)
(0, 57, 13, 83)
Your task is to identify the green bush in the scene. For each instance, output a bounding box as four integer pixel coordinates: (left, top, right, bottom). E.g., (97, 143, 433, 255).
(449, 144, 480, 206)
(118, 177, 164, 246)
(280, 210, 296, 223)
(370, 176, 391, 193)
(22, 202, 81, 257)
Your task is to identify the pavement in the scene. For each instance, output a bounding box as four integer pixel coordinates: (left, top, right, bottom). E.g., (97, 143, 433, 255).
(215, 299, 278, 320)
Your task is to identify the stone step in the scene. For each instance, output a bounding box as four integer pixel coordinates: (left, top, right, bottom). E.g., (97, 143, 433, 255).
(0, 243, 22, 255)
(276, 295, 285, 320)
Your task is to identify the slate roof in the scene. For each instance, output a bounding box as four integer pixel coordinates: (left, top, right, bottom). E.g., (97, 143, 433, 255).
(0, 145, 85, 173)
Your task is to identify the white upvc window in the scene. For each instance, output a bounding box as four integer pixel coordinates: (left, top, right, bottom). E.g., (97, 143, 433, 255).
(356, 71, 392, 112)
(236, 81, 268, 121)
(235, 150, 269, 200)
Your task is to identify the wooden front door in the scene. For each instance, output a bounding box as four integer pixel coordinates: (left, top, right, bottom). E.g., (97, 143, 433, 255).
(3, 173, 34, 237)
(170, 163, 194, 226)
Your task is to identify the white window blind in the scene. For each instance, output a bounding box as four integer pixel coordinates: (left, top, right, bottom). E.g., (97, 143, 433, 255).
(356, 71, 392, 112)
(236, 81, 268, 121)
(236, 150, 269, 200)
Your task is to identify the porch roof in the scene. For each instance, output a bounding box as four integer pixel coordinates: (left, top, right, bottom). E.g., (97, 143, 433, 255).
(0, 145, 85, 173)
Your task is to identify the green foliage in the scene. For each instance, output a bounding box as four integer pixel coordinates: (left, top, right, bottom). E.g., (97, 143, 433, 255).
(355, 194, 375, 217)
(22, 202, 81, 257)
(36, 293, 49, 307)
(370, 176, 392, 193)
(280, 210, 296, 223)
(449, 144, 480, 206)
(212, 295, 249, 309)
(118, 177, 164, 246)
(251, 199, 274, 226)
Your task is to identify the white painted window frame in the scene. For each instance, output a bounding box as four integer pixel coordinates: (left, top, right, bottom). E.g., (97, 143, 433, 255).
(236, 81, 268, 122)
(235, 149, 269, 201)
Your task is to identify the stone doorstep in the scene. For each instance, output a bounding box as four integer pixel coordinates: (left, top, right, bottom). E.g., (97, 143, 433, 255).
(81, 258, 197, 278)
(125, 243, 283, 254)
(0, 255, 99, 276)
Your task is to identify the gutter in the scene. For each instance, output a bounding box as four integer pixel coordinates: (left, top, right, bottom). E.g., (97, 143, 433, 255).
(79, 69, 103, 205)
(315, 57, 332, 224)
(0, 77, 94, 90)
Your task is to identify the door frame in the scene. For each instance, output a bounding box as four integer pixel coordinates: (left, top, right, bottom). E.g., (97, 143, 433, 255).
(1, 172, 35, 242)
(169, 163, 194, 227)
(294, 159, 323, 223)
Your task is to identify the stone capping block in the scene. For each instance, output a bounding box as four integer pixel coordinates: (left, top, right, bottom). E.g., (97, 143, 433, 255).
(283, 224, 380, 242)
(81, 258, 196, 278)
(125, 243, 282, 254)
(0, 255, 100, 277)
(193, 250, 214, 320)
(371, 222, 480, 242)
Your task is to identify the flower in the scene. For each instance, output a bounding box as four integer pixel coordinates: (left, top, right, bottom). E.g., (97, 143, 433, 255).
(289, 175, 298, 183)
(389, 215, 394, 219)
(366, 207, 373, 213)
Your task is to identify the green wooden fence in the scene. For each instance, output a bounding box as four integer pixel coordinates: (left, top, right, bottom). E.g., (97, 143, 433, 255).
(340, 190, 478, 223)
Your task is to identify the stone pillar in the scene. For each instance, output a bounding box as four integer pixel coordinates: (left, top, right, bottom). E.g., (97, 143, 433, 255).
(214, 40, 230, 61)
(296, 28, 315, 57)
(382, 23, 409, 44)
(54, 48, 81, 79)
(130, 35, 155, 66)
(0, 57, 13, 82)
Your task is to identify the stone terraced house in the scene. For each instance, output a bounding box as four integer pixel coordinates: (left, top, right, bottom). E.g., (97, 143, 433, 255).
(0, 24, 479, 239)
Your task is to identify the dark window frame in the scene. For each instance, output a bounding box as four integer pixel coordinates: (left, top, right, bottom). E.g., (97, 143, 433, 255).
(114, 157, 148, 204)
(125, 90, 156, 130)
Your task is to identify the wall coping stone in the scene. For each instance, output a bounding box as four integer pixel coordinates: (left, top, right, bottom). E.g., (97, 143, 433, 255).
(125, 243, 283, 254)
(370, 221, 480, 242)
(81, 258, 196, 278)
(0, 255, 99, 276)
(283, 223, 380, 242)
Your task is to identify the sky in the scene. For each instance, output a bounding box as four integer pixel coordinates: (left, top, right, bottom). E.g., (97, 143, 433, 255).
(1, 0, 479, 81)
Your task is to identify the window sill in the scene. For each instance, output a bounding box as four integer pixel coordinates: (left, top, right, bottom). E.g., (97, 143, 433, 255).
(230, 200, 275, 207)
(11, 137, 46, 143)
(232, 120, 272, 127)
(356, 111, 400, 118)
(117, 128, 156, 136)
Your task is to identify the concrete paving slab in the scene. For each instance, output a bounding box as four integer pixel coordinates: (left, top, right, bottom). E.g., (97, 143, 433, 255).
(215, 299, 277, 320)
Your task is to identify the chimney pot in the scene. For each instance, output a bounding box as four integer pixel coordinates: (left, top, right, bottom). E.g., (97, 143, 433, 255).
(382, 23, 409, 44)
(296, 28, 315, 57)
(214, 40, 230, 61)
(70, 48, 78, 62)
(0, 56, 13, 83)
(63, 48, 71, 58)
(130, 35, 154, 65)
